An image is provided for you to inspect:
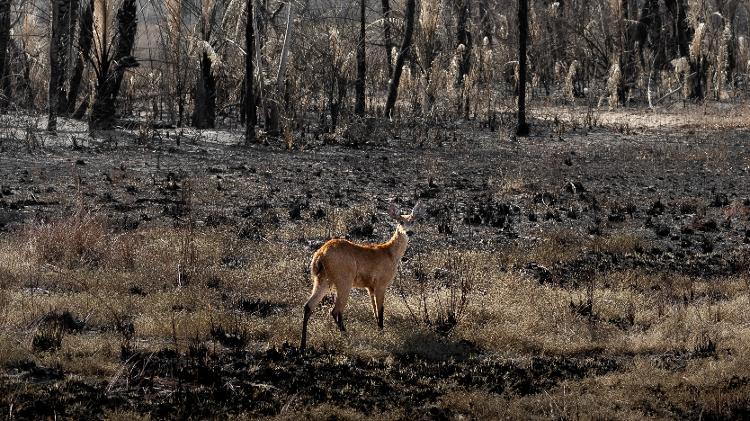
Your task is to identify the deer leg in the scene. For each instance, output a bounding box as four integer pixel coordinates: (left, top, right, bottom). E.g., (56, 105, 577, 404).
(331, 284, 351, 332)
(375, 288, 386, 330)
(368, 288, 378, 323)
(301, 281, 328, 350)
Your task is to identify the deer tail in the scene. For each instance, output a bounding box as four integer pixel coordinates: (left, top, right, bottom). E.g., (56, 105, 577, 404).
(310, 253, 325, 279)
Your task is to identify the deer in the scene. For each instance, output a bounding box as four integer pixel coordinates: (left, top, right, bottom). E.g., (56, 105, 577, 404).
(300, 201, 423, 350)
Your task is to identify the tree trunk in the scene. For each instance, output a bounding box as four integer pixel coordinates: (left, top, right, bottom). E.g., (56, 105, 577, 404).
(381, 0, 393, 76)
(89, 0, 138, 131)
(244, 0, 256, 144)
(720, 0, 739, 81)
(455, 0, 472, 82)
(0, 0, 11, 109)
(277, 3, 293, 93)
(329, 76, 346, 132)
(269, 2, 293, 135)
(616, 0, 638, 105)
(477, 0, 491, 45)
(67, 0, 94, 115)
(253, 0, 266, 129)
(664, 0, 705, 99)
(48, 0, 73, 132)
(355, 0, 366, 116)
(516, 0, 529, 136)
(111, 0, 137, 95)
(384, 0, 416, 119)
(56, 0, 79, 113)
(191, 51, 216, 129)
(664, 0, 691, 58)
(639, 0, 663, 69)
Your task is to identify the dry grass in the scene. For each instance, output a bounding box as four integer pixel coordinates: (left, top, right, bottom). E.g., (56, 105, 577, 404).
(2, 204, 750, 418)
(505, 227, 591, 267)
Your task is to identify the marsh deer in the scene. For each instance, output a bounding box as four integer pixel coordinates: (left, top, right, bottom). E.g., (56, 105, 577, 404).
(300, 201, 423, 350)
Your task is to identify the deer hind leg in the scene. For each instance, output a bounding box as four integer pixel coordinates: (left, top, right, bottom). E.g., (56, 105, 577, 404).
(331, 283, 351, 332)
(301, 280, 329, 350)
(374, 287, 386, 330)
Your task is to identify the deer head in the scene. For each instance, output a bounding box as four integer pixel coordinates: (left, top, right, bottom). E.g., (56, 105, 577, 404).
(387, 201, 424, 231)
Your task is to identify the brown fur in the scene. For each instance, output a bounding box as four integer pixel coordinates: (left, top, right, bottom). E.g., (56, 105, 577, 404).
(301, 209, 417, 350)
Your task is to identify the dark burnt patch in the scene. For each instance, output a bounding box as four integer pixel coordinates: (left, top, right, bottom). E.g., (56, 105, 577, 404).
(235, 298, 287, 317)
(1, 344, 621, 419)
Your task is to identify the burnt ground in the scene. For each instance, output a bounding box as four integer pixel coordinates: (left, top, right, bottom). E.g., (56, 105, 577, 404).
(2, 114, 749, 275)
(2, 107, 750, 418)
(3, 345, 620, 419)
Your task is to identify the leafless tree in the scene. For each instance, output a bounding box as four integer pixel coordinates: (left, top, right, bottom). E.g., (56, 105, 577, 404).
(245, 0, 256, 144)
(66, 0, 94, 116)
(516, 0, 529, 136)
(0, 0, 10, 109)
(381, 0, 393, 76)
(48, 0, 75, 132)
(384, 0, 416, 119)
(454, 0, 471, 82)
(89, 0, 139, 131)
(355, 0, 366, 116)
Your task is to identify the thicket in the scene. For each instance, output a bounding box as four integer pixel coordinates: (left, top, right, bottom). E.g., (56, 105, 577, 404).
(0, 0, 748, 137)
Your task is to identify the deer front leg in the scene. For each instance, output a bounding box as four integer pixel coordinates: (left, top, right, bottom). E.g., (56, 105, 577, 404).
(374, 287, 386, 330)
(368, 288, 378, 324)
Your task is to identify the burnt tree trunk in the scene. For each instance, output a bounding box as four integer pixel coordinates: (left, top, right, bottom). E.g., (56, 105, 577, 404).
(664, 0, 691, 58)
(244, 0, 256, 144)
(191, 51, 216, 129)
(381, 0, 393, 76)
(639, 0, 664, 69)
(0, 0, 10, 109)
(89, 0, 138, 131)
(516, 0, 529, 136)
(478, 0, 491, 45)
(67, 0, 93, 115)
(719, 0, 739, 84)
(56, 0, 79, 113)
(268, 2, 294, 136)
(384, 0, 416, 119)
(455, 0, 472, 82)
(355, 0, 366, 116)
(252, 0, 267, 130)
(616, 0, 638, 105)
(329, 76, 346, 132)
(48, 0, 74, 132)
(111, 0, 137, 95)
(665, 0, 704, 99)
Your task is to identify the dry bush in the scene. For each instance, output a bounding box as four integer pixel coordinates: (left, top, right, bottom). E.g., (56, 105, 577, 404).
(23, 209, 109, 269)
(397, 250, 486, 336)
(21, 208, 142, 270)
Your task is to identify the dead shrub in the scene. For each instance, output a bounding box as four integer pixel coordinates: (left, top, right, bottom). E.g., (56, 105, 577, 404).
(210, 322, 248, 350)
(107, 232, 142, 270)
(31, 310, 90, 352)
(24, 210, 109, 269)
(399, 251, 480, 335)
(32, 322, 64, 352)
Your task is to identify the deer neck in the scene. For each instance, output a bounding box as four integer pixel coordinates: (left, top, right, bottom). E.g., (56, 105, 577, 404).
(386, 225, 409, 261)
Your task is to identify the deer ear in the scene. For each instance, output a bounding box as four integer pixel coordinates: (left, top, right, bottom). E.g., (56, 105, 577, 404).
(410, 201, 425, 219)
(387, 203, 402, 221)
